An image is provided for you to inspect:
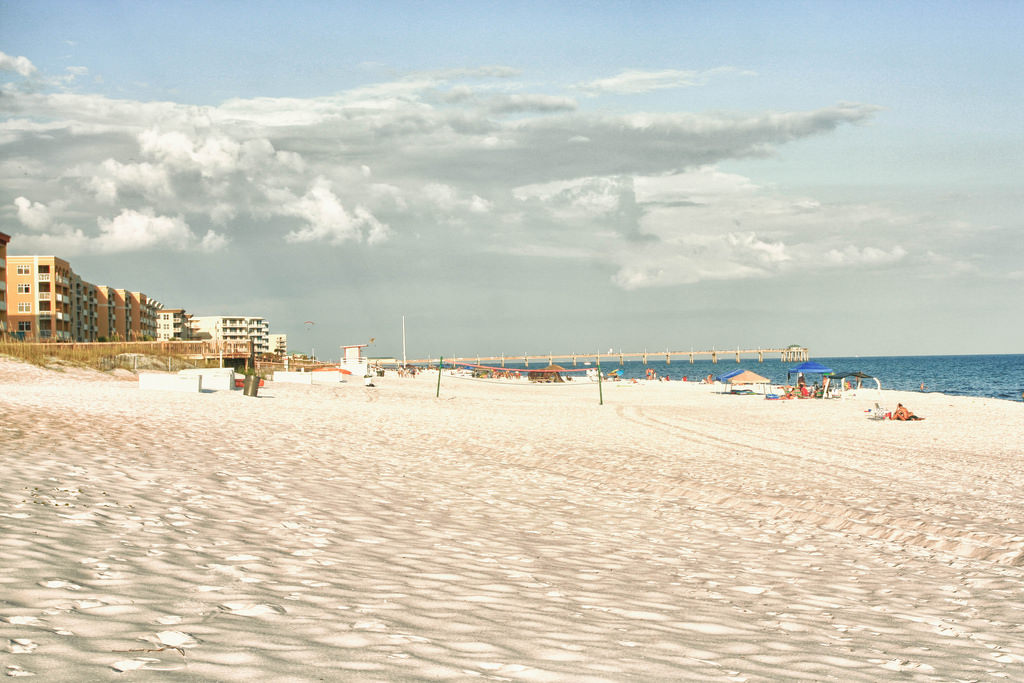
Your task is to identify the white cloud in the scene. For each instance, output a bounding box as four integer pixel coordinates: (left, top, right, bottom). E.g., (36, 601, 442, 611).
(728, 232, 791, 265)
(209, 202, 238, 225)
(95, 209, 227, 253)
(423, 183, 492, 215)
(199, 229, 229, 252)
(0, 51, 38, 78)
(138, 129, 242, 178)
(12, 228, 91, 255)
(510, 165, 930, 289)
(87, 159, 173, 203)
(574, 67, 753, 95)
(824, 245, 907, 266)
(282, 177, 389, 245)
(0, 62, 948, 291)
(514, 176, 627, 221)
(485, 94, 578, 115)
(14, 196, 55, 230)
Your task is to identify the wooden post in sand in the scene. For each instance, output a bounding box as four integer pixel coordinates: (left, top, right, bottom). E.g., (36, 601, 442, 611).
(436, 356, 443, 398)
(596, 357, 604, 406)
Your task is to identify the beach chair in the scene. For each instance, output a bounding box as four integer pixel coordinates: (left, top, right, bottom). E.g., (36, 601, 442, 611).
(869, 403, 889, 420)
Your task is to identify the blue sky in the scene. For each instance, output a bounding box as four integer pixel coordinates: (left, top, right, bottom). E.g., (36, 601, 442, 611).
(2, 0, 1022, 358)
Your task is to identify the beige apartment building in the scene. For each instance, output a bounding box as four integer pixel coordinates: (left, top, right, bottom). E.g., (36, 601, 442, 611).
(6, 255, 78, 341)
(128, 290, 160, 340)
(157, 308, 193, 341)
(70, 274, 99, 342)
(95, 286, 126, 341)
(0, 232, 9, 336)
(93, 287, 163, 341)
(5, 255, 162, 342)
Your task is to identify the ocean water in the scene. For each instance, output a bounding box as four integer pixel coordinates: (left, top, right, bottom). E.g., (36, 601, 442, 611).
(469, 354, 1024, 402)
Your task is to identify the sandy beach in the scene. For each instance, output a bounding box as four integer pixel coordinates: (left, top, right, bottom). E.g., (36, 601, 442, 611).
(1, 358, 1023, 681)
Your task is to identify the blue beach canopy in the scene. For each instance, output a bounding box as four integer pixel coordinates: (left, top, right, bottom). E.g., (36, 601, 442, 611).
(715, 368, 745, 382)
(787, 361, 833, 379)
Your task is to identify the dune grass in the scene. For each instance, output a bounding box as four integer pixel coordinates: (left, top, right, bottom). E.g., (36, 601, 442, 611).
(0, 340, 213, 373)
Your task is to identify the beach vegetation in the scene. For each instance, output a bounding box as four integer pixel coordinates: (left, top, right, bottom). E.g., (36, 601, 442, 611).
(0, 339, 217, 373)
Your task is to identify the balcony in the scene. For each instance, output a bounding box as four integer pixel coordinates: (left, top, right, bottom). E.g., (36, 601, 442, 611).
(0, 301, 6, 312)
(0, 281, 5, 291)
(38, 273, 50, 282)
(39, 292, 51, 301)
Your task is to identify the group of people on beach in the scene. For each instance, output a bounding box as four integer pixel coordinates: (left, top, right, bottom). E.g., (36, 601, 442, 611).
(643, 368, 679, 382)
(790, 373, 824, 398)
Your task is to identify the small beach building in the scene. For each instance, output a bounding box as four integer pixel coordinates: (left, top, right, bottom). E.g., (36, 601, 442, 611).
(339, 343, 369, 377)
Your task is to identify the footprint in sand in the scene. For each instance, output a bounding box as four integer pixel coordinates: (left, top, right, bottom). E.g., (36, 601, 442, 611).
(5, 664, 35, 677)
(144, 630, 198, 649)
(7, 639, 38, 653)
(881, 658, 935, 673)
(111, 657, 161, 672)
(155, 615, 183, 625)
(38, 580, 81, 590)
(218, 602, 286, 617)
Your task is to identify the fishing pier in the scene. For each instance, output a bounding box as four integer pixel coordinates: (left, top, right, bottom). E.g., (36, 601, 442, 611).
(409, 346, 809, 367)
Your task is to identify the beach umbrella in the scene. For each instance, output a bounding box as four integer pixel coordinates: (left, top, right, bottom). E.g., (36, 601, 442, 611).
(727, 369, 771, 395)
(715, 368, 745, 382)
(729, 370, 770, 384)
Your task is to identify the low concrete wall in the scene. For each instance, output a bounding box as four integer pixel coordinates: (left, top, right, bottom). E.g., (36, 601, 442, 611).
(311, 370, 348, 384)
(179, 367, 236, 391)
(139, 373, 202, 393)
(272, 371, 313, 385)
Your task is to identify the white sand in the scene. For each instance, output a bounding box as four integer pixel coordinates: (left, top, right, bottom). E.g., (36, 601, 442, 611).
(1, 357, 1023, 681)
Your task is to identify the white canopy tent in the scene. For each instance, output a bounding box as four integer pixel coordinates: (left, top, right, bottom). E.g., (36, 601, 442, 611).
(833, 371, 882, 399)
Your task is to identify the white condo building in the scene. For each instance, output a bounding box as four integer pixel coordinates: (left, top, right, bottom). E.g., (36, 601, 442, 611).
(268, 333, 287, 356)
(190, 315, 270, 353)
(156, 309, 192, 341)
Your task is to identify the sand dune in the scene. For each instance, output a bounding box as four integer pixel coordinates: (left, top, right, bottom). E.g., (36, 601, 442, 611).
(2, 358, 1022, 680)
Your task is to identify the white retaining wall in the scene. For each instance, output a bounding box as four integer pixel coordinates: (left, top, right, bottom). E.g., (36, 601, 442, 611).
(139, 373, 202, 393)
(311, 371, 348, 384)
(272, 371, 314, 385)
(178, 368, 236, 391)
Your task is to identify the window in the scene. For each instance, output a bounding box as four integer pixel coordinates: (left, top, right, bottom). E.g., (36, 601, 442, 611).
(17, 283, 30, 294)
(17, 265, 30, 275)
(18, 302, 31, 313)
(18, 321, 31, 332)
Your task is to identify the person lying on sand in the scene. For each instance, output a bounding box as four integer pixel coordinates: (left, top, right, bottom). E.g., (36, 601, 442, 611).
(891, 403, 924, 421)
